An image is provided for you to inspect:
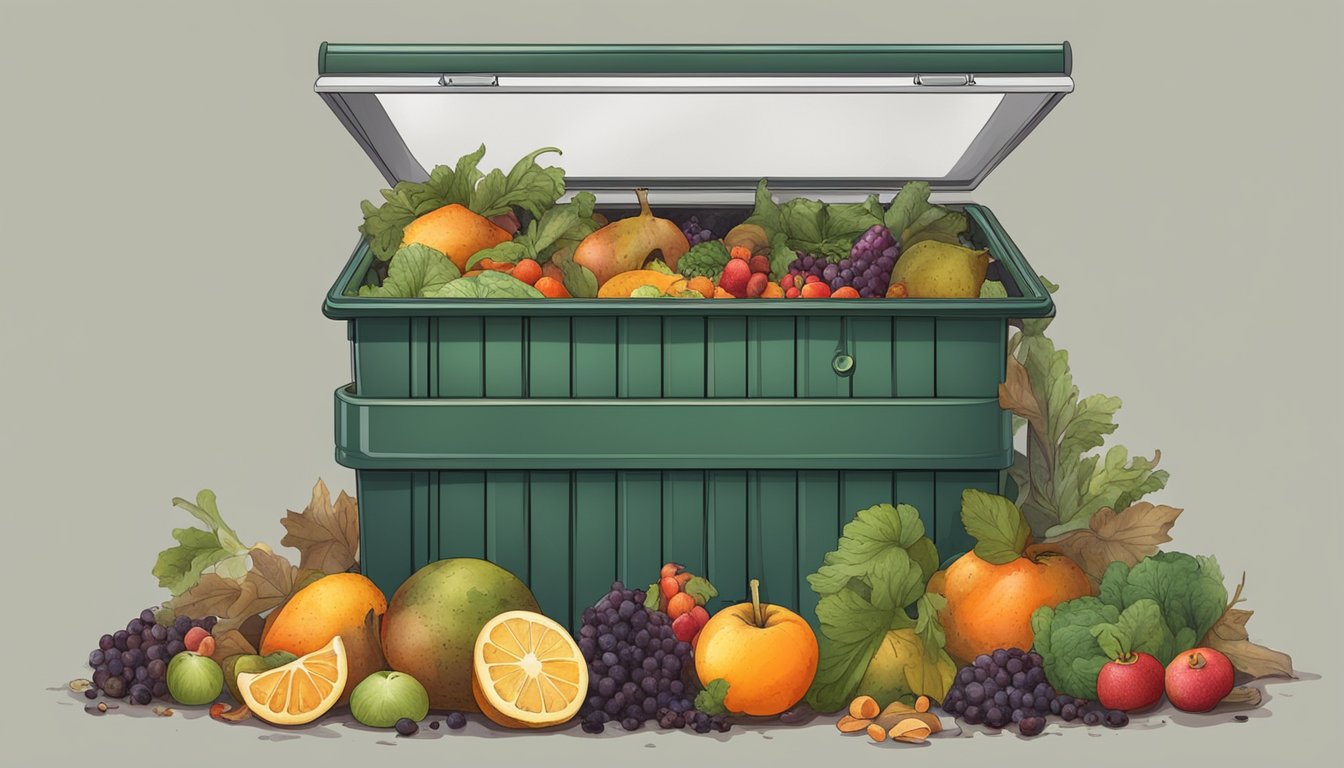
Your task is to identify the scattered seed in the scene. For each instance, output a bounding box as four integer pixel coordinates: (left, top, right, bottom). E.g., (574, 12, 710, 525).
(153, 706, 174, 717)
(69, 679, 94, 693)
(866, 723, 887, 742)
(837, 714, 872, 733)
(914, 695, 931, 713)
(1235, 715, 1249, 722)
(429, 720, 440, 729)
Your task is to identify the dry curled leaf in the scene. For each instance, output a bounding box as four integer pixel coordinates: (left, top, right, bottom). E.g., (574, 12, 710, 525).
(1221, 687, 1263, 709)
(207, 628, 257, 663)
(280, 479, 359, 575)
(152, 706, 174, 717)
(999, 355, 1047, 436)
(1203, 574, 1296, 680)
(210, 701, 253, 722)
(1047, 502, 1182, 583)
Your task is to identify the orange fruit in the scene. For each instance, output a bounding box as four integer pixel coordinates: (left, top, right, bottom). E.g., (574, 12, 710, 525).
(693, 579, 818, 716)
(930, 544, 1094, 664)
(471, 611, 587, 728)
(400, 203, 513, 272)
(238, 636, 348, 725)
(259, 573, 387, 704)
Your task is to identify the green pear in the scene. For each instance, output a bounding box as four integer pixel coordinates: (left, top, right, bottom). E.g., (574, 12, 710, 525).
(890, 241, 991, 298)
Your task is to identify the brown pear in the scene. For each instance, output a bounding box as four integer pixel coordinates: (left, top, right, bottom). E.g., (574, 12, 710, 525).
(573, 188, 690, 286)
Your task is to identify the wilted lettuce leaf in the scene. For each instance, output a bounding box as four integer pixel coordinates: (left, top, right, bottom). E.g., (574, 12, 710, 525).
(358, 244, 461, 298)
(431, 270, 544, 299)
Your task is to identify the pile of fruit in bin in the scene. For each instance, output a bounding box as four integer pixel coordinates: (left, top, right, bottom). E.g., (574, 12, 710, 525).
(353, 146, 1002, 301)
(72, 471, 1293, 745)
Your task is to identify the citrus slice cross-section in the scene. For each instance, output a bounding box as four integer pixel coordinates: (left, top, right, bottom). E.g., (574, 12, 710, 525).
(472, 610, 588, 728)
(237, 635, 348, 725)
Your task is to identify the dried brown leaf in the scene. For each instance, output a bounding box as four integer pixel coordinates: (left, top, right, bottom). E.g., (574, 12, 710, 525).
(169, 572, 245, 620)
(1047, 502, 1182, 583)
(1221, 687, 1263, 709)
(999, 355, 1047, 435)
(207, 629, 258, 663)
(210, 702, 253, 722)
(1203, 575, 1296, 680)
(280, 479, 359, 575)
(228, 547, 299, 619)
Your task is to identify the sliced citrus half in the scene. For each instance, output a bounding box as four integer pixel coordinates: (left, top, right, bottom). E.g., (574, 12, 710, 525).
(237, 635, 347, 725)
(472, 610, 587, 728)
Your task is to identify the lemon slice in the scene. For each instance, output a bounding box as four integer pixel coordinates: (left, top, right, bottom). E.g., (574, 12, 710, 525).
(237, 635, 347, 725)
(472, 611, 587, 728)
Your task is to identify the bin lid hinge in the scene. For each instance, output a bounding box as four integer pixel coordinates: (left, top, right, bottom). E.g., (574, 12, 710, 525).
(914, 73, 975, 86)
(438, 74, 499, 87)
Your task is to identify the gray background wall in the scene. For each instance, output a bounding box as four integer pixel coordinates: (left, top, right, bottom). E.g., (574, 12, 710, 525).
(2, 0, 1339, 765)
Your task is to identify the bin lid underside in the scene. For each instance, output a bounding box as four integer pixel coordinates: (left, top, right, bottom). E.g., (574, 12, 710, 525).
(316, 44, 1073, 194)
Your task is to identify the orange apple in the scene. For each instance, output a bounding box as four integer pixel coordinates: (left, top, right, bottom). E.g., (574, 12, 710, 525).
(693, 579, 819, 716)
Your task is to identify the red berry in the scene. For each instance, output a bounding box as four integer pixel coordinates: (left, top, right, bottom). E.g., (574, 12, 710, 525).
(659, 563, 681, 579)
(1165, 648, 1235, 713)
(804, 274, 820, 284)
(748, 255, 770, 275)
(659, 576, 680, 600)
(183, 626, 210, 653)
(1097, 652, 1165, 712)
(801, 282, 832, 299)
(781, 274, 795, 290)
(672, 614, 698, 642)
(689, 606, 710, 629)
(785, 287, 801, 299)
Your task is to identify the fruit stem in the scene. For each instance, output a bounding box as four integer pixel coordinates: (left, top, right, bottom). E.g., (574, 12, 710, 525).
(1188, 651, 1207, 670)
(634, 187, 652, 218)
(749, 579, 765, 628)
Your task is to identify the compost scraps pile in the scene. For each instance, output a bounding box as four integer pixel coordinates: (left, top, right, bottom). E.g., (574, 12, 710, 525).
(352, 146, 1003, 301)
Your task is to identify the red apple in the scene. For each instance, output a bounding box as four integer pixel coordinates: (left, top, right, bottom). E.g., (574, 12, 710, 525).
(1097, 652, 1165, 712)
(1165, 647, 1235, 712)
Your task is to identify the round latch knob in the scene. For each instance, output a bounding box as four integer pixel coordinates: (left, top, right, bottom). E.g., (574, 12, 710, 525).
(832, 353, 855, 377)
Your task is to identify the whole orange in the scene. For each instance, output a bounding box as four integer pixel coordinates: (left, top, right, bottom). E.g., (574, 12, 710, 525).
(693, 580, 818, 716)
(930, 544, 1094, 664)
(259, 573, 388, 703)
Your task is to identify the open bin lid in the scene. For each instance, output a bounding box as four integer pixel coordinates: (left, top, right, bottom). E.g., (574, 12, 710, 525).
(315, 43, 1072, 194)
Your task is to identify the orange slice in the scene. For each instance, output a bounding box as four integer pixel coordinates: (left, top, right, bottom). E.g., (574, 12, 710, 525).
(471, 611, 587, 728)
(237, 636, 347, 725)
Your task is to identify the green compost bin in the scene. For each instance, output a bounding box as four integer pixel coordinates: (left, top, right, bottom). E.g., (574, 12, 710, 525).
(317, 43, 1072, 633)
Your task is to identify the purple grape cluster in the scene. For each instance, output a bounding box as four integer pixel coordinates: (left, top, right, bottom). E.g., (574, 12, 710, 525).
(842, 225, 900, 297)
(576, 582, 730, 734)
(679, 217, 717, 246)
(86, 609, 215, 705)
(785, 252, 828, 284)
(941, 648, 1129, 737)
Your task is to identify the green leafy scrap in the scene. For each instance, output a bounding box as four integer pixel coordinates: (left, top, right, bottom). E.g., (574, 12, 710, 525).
(804, 504, 943, 712)
(1000, 279, 1168, 539)
(743, 180, 880, 263)
(960, 490, 1032, 565)
(358, 146, 567, 261)
(153, 491, 249, 596)
(694, 679, 735, 716)
(430, 270, 544, 299)
(684, 577, 718, 606)
(357, 244, 461, 298)
(465, 191, 601, 270)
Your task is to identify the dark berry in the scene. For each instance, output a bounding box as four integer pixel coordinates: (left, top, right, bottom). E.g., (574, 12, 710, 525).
(395, 718, 419, 736)
(1019, 716, 1046, 737)
(445, 711, 467, 729)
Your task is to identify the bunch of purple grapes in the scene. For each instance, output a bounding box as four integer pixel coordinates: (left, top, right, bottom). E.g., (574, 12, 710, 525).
(576, 582, 729, 734)
(86, 609, 215, 705)
(678, 217, 717, 246)
(839, 225, 900, 297)
(940, 648, 1129, 737)
(785, 252, 828, 284)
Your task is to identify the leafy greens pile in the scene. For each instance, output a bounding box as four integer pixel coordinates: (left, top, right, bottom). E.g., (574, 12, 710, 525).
(743, 180, 971, 263)
(805, 503, 955, 713)
(1031, 551, 1228, 699)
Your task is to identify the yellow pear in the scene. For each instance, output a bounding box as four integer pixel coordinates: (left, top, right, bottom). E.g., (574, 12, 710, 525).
(890, 241, 991, 298)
